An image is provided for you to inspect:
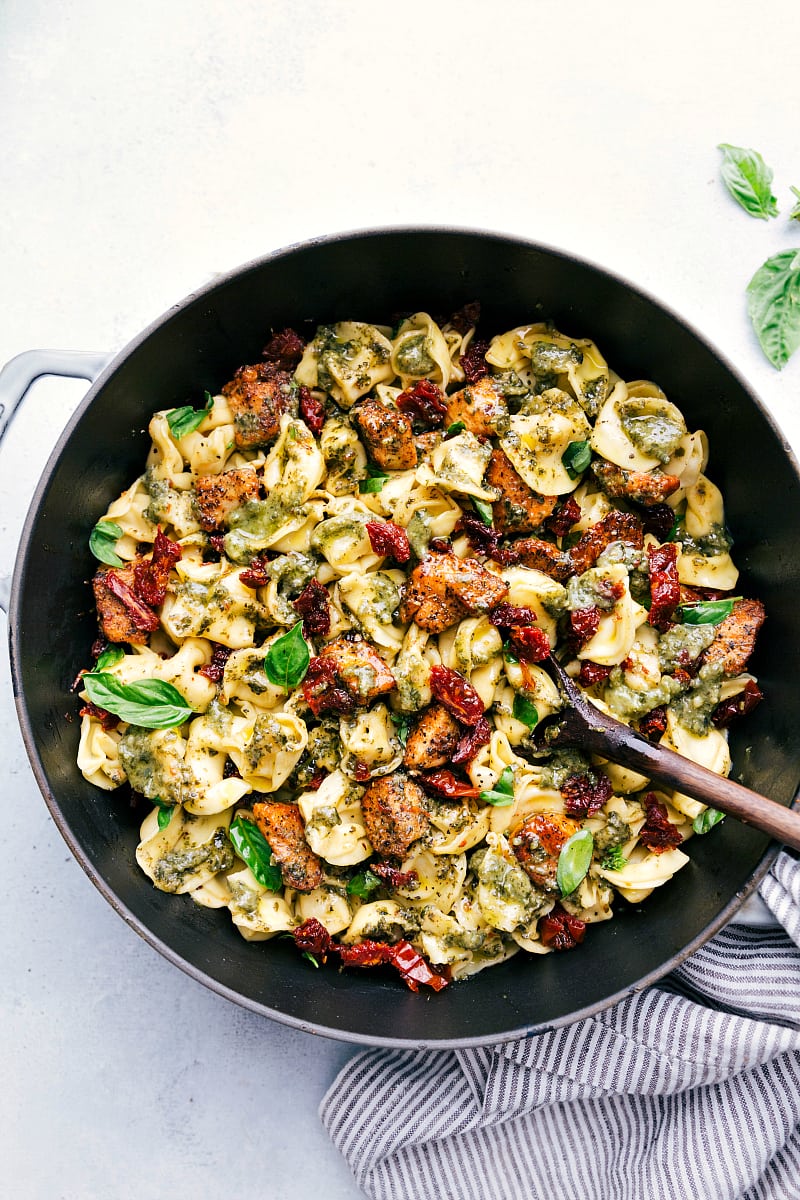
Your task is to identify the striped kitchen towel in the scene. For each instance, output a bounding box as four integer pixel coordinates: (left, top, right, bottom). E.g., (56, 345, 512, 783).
(321, 850, 800, 1200)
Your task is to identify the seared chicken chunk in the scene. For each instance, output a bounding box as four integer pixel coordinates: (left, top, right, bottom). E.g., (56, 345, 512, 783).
(444, 376, 509, 439)
(193, 467, 260, 531)
(317, 636, 396, 704)
(252, 801, 323, 893)
(702, 598, 765, 677)
(570, 510, 643, 574)
(510, 812, 580, 893)
(591, 461, 680, 506)
(352, 400, 417, 470)
(361, 772, 429, 858)
(93, 564, 150, 645)
(222, 362, 293, 449)
(514, 537, 575, 582)
(400, 550, 508, 633)
(485, 448, 557, 534)
(403, 703, 461, 770)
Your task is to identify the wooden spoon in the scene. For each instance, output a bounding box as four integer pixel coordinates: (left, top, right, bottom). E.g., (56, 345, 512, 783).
(536, 655, 800, 851)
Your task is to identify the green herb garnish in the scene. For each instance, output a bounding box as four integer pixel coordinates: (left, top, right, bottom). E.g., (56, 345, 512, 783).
(693, 807, 726, 835)
(359, 466, 390, 494)
(601, 845, 627, 872)
(347, 869, 381, 898)
(480, 766, 515, 807)
(229, 814, 283, 891)
(446, 421, 466, 437)
(717, 143, 779, 220)
(166, 391, 214, 440)
(561, 439, 591, 480)
(95, 644, 124, 670)
(678, 597, 740, 626)
(89, 520, 124, 567)
(472, 498, 494, 526)
(746, 249, 800, 370)
(82, 673, 194, 729)
(392, 714, 413, 746)
(263, 621, 310, 691)
(512, 693, 539, 728)
(302, 951, 320, 968)
(156, 808, 173, 830)
(556, 829, 594, 896)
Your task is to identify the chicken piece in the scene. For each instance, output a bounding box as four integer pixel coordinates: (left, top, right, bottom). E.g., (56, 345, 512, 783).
(591, 461, 680, 506)
(317, 636, 396, 704)
(510, 812, 580, 893)
(93, 564, 151, 645)
(222, 362, 293, 449)
(414, 430, 444, 459)
(400, 551, 509, 633)
(352, 400, 417, 470)
(570, 510, 644, 574)
(514, 537, 575, 582)
(193, 467, 261, 531)
(252, 801, 323, 893)
(702, 598, 765, 677)
(361, 773, 429, 858)
(403, 703, 461, 771)
(485, 449, 558, 535)
(444, 376, 509, 439)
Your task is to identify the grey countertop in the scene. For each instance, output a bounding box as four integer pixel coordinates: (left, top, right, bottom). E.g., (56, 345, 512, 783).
(2, 2, 800, 1196)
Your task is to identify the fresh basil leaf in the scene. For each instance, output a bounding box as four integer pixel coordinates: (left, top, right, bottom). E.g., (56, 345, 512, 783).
(512, 693, 539, 728)
(82, 673, 194, 728)
(302, 951, 320, 968)
(504, 645, 520, 665)
(746, 249, 800, 370)
(718, 143, 779, 220)
(347, 869, 381, 898)
(359, 466, 390, 494)
(392, 714, 413, 746)
(263, 621, 310, 691)
(446, 421, 466, 437)
(96, 644, 125, 670)
(229, 814, 283, 891)
(679, 597, 739, 626)
(157, 807, 173, 830)
(601, 845, 627, 871)
(561, 439, 591, 480)
(790, 187, 800, 223)
(480, 766, 515, 807)
(693, 807, 726, 835)
(166, 391, 214, 440)
(557, 828, 594, 896)
(472, 499, 494, 526)
(89, 519, 124, 567)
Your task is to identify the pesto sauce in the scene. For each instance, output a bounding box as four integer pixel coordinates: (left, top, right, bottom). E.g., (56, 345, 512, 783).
(394, 332, 435, 376)
(566, 567, 623, 612)
(658, 623, 717, 673)
(406, 509, 432, 559)
(675, 522, 732, 557)
(153, 827, 234, 893)
(670, 662, 724, 734)
(593, 812, 631, 853)
(538, 748, 592, 788)
(224, 497, 290, 563)
(603, 669, 683, 721)
(118, 726, 190, 804)
(619, 401, 685, 463)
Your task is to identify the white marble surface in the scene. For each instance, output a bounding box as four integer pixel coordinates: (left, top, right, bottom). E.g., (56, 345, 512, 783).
(2, 2, 800, 1196)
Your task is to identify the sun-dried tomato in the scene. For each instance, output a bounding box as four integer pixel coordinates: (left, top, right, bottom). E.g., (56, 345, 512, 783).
(640, 503, 676, 542)
(596, 578, 625, 605)
(223, 758, 242, 779)
(263, 327, 305, 368)
(337, 940, 393, 968)
(298, 385, 326, 436)
(578, 661, 613, 687)
(418, 769, 481, 799)
(455, 513, 501, 559)
(492, 545, 522, 566)
(447, 301, 481, 336)
(199, 642, 232, 683)
(638, 705, 668, 743)
(639, 792, 683, 853)
(460, 338, 490, 384)
(647, 542, 680, 631)
(104, 572, 160, 632)
(712, 680, 764, 728)
(308, 770, 325, 790)
(133, 528, 182, 608)
(207, 532, 226, 557)
(428, 537, 452, 554)
(302, 657, 357, 717)
(366, 520, 411, 564)
(293, 578, 331, 639)
(508, 626, 551, 663)
(561, 771, 613, 818)
(370, 862, 419, 889)
(489, 603, 537, 629)
(293, 917, 334, 962)
(240, 554, 271, 588)
(387, 941, 450, 992)
(568, 606, 601, 650)
(429, 665, 485, 726)
(91, 636, 108, 660)
(396, 379, 447, 429)
(353, 761, 371, 782)
(79, 700, 119, 730)
(539, 903, 587, 951)
(545, 497, 582, 538)
(451, 715, 492, 766)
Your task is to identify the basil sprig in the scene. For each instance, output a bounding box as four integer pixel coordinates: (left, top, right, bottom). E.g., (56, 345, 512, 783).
(166, 391, 214, 440)
(472, 498, 494, 526)
(347, 869, 381, 898)
(718, 144, 779, 220)
(359, 465, 390, 494)
(746, 249, 800, 370)
(392, 714, 413, 746)
(446, 420, 466, 438)
(229, 814, 282, 890)
(512, 693, 539, 728)
(480, 766, 515, 807)
(678, 597, 739, 626)
(693, 807, 726, 835)
(561, 439, 591, 480)
(83, 673, 194, 729)
(601, 845, 627, 872)
(151, 796, 174, 831)
(263, 621, 310, 691)
(557, 829, 594, 896)
(96, 644, 125, 670)
(89, 520, 124, 567)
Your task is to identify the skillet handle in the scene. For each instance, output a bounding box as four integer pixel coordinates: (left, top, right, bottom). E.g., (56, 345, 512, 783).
(0, 349, 113, 612)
